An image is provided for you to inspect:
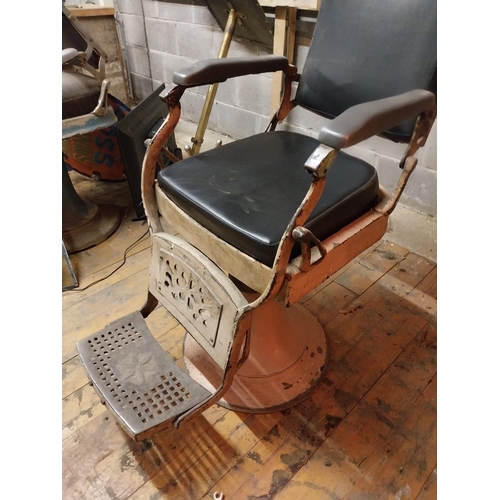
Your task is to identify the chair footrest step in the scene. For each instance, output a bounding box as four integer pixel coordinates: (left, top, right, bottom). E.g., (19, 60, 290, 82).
(76, 311, 210, 441)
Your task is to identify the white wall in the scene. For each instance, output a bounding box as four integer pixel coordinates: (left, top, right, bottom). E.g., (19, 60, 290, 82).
(113, 0, 437, 216)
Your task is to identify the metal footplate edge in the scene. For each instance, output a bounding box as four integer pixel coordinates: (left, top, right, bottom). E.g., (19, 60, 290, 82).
(76, 310, 211, 441)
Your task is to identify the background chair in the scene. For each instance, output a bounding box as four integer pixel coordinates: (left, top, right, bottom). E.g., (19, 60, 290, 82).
(62, 5, 121, 254)
(77, 0, 436, 441)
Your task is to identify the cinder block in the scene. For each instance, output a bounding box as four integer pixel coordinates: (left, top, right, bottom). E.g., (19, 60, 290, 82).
(149, 50, 169, 84)
(130, 72, 153, 101)
(142, 0, 158, 19)
(227, 38, 270, 59)
(215, 101, 260, 139)
(150, 51, 194, 85)
(122, 14, 146, 48)
(115, 0, 142, 16)
(176, 23, 215, 60)
(198, 78, 238, 108)
(179, 90, 209, 125)
(155, 2, 217, 28)
(192, 5, 219, 28)
(125, 44, 150, 77)
(156, 2, 193, 23)
(145, 18, 177, 54)
(211, 29, 224, 56)
(235, 74, 273, 115)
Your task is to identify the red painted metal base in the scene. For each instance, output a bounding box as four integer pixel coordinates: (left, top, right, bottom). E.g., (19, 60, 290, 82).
(183, 300, 329, 413)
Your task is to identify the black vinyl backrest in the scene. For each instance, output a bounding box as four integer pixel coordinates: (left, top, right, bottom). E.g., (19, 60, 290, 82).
(295, 0, 437, 142)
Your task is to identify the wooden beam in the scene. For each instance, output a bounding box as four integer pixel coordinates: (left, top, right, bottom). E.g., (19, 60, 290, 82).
(258, 0, 321, 10)
(68, 7, 114, 18)
(270, 6, 297, 116)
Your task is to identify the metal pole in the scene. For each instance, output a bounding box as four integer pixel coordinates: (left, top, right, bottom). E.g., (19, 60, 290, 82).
(188, 8, 239, 156)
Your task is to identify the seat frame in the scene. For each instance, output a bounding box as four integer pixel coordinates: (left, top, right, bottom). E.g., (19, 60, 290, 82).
(142, 73, 436, 308)
(132, 68, 436, 415)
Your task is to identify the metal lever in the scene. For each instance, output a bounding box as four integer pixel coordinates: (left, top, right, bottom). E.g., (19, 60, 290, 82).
(292, 226, 327, 271)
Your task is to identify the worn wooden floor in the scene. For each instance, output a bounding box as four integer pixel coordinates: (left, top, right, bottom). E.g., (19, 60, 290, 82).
(62, 171, 437, 500)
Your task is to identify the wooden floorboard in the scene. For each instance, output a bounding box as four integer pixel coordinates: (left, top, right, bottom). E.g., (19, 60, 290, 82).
(62, 175, 437, 499)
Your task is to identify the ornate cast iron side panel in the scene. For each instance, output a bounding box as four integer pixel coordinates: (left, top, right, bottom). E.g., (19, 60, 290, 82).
(149, 233, 249, 370)
(156, 248, 223, 348)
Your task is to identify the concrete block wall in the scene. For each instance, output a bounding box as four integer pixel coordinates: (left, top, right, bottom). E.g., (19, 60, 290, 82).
(112, 0, 437, 217)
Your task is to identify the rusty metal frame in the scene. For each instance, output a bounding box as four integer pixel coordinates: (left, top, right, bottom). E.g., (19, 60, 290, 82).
(132, 58, 437, 430)
(378, 105, 437, 216)
(141, 86, 185, 236)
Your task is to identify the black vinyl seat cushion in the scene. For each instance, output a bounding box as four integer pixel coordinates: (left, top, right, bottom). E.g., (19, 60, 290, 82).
(62, 68, 101, 120)
(157, 131, 379, 267)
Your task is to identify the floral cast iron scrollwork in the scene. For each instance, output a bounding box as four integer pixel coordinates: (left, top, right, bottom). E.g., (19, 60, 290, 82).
(157, 249, 223, 346)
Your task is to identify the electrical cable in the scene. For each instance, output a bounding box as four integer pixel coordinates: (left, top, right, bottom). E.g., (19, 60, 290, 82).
(68, 228, 150, 292)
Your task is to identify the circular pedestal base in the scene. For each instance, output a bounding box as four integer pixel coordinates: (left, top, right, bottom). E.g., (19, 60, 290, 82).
(184, 301, 329, 413)
(63, 202, 121, 253)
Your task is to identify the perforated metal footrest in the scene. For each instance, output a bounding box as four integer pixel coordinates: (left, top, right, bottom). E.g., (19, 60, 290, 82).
(76, 311, 210, 441)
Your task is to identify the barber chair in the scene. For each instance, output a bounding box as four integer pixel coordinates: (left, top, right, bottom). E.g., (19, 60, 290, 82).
(62, 6, 121, 253)
(76, 0, 437, 441)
